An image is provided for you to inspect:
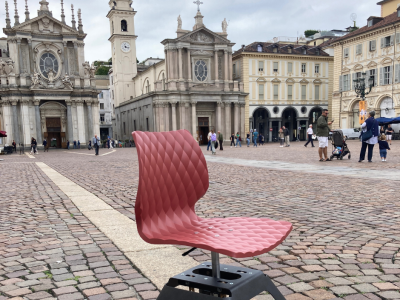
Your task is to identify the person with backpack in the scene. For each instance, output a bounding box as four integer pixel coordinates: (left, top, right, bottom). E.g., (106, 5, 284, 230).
(359, 111, 379, 163)
(230, 134, 235, 148)
(235, 132, 242, 148)
(253, 129, 259, 147)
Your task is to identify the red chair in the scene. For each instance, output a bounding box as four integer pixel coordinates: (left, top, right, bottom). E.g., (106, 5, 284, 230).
(132, 130, 292, 300)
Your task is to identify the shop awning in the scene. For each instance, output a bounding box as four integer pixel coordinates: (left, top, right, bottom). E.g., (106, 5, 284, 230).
(0, 131, 7, 137)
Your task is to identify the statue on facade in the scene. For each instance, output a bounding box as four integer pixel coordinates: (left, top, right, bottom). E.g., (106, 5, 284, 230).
(31, 72, 42, 88)
(177, 15, 182, 30)
(0, 59, 5, 76)
(62, 73, 73, 89)
(222, 18, 228, 33)
(4, 59, 15, 75)
(90, 62, 96, 78)
(47, 68, 55, 83)
(82, 61, 91, 78)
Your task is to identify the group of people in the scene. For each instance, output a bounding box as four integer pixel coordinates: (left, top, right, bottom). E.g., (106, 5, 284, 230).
(278, 127, 291, 148)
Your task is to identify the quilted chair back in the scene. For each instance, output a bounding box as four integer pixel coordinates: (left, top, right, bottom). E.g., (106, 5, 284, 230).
(132, 130, 210, 244)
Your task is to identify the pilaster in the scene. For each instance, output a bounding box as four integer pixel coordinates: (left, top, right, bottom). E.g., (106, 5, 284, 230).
(191, 101, 197, 139)
(170, 101, 177, 131)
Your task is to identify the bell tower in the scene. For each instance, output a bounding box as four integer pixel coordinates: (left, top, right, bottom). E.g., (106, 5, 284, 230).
(107, 0, 137, 107)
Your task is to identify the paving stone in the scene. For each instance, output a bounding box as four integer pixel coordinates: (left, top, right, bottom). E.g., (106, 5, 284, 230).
(83, 287, 107, 297)
(58, 292, 84, 300)
(26, 292, 54, 300)
(5, 288, 32, 297)
(373, 282, 400, 291)
(105, 283, 129, 292)
(304, 289, 337, 300)
(285, 293, 313, 300)
(133, 283, 156, 292)
(343, 295, 370, 300)
(377, 291, 400, 299)
(275, 275, 300, 285)
(110, 290, 137, 299)
(352, 283, 379, 293)
(53, 286, 78, 296)
(288, 282, 314, 293)
(77, 282, 100, 290)
(88, 294, 112, 300)
(326, 277, 353, 286)
(330, 286, 358, 295)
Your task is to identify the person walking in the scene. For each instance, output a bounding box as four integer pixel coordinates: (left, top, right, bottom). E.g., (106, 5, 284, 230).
(73, 140, 77, 149)
(246, 132, 251, 147)
(92, 135, 100, 156)
(12, 140, 16, 153)
(206, 131, 212, 151)
(386, 124, 394, 146)
(218, 131, 224, 150)
(67, 140, 70, 150)
(304, 124, 315, 147)
(278, 128, 284, 147)
(230, 134, 235, 148)
(43, 139, 48, 152)
(316, 109, 333, 161)
(283, 126, 290, 147)
(235, 132, 242, 147)
(378, 134, 391, 162)
(78, 140, 81, 149)
(211, 130, 217, 155)
(30, 138, 38, 155)
(253, 129, 259, 147)
(88, 140, 92, 150)
(359, 111, 379, 163)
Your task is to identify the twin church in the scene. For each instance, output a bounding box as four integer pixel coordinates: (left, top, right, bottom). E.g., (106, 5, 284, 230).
(108, 0, 247, 144)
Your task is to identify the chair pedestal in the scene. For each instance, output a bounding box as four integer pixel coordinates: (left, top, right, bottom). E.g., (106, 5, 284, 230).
(156, 262, 286, 300)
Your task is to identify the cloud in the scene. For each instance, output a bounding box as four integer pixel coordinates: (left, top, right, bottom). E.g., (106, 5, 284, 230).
(1, 0, 381, 63)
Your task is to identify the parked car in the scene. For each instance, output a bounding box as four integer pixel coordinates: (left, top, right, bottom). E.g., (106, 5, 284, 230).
(329, 128, 361, 140)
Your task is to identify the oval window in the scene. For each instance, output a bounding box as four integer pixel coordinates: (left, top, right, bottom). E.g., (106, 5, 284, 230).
(195, 60, 208, 82)
(39, 53, 59, 78)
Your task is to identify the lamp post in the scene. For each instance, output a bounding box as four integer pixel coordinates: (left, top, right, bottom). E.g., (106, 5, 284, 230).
(353, 72, 374, 100)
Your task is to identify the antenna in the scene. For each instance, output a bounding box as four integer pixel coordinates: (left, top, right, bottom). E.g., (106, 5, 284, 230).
(350, 13, 357, 27)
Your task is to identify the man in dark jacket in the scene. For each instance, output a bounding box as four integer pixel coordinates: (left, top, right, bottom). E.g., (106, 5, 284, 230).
(316, 109, 333, 161)
(359, 111, 379, 163)
(283, 126, 290, 147)
(217, 131, 224, 150)
(43, 139, 48, 152)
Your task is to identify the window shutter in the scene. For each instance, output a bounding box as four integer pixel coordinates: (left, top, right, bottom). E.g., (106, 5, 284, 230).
(389, 66, 393, 84)
(381, 38, 385, 48)
(371, 40, 376, 51)
(351, 73, 355, 90)
(374, 69, 377, 86)
(396, 33, 400, 44)
(380, 67, 384, 86)
(391, 35, 395, 46)
(396, 64, 400, 83)
(339, 75, 343, 92)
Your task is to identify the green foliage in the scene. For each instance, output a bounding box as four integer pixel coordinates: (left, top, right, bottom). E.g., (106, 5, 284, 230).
(349, 26, 359, 32)
(108, 58, 113, 65)
(137, 58, 139, 63)
(96, 66, 111, 75)
(304, 30, 319, 38)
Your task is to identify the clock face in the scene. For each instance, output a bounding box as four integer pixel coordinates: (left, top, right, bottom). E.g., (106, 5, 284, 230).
(121, 42, 131, 52)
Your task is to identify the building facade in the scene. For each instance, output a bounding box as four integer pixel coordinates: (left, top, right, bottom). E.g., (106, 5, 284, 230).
(0, 0, 98, 148)
(108, 0, 247, 143)
(233, 43, 334, 141)
(94, 75, 114, 141)
(331, 3, 400, 132)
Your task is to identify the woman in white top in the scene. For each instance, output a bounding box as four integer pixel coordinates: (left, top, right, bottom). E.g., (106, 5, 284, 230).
(359, 111, 379, 163)
(304, 125, 315, 147)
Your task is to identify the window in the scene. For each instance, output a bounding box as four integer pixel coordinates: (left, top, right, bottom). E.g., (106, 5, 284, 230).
(146, 118, 149, 131)
(315, 85, 320, 100)
(273, 84, 279, 100)
(121, 20, 128, 32)
(382, 35, 393, 48)
(315, 64, 320, 74)
(356, 44, 363, 55)
(145, 80, 150, 93)
(258, 61, 264, 72)
(288, 62, 293, 73)
(99, 92, 103, 99)
(288, 85, 293, 100)
(344, 48, 349, 58)
(288, 48, 292, 54)
(134, 120, 136, 131)
(273, 47, 278, 53)
(301, 85, 307, 100)
(384, 66, 391, 85)
(100, 114, 105, 122)
(302, 48, 307, 55)
(369, 40, 376, 51)
(100, 103, 104, 110)
(369, 69, 376, 86)
(194, 60, 208, 81)
(39, 52, 59, 78)
(273, 62, 278, 73)
(301, 63, 306, 73)
(368, 20, 373, 27)
(343, 74, 349, 91)
(123, 122, 126, 134)
(257, 45, 262, 52)
(316, 48, 320, 55)
(259, 84, 264, 100)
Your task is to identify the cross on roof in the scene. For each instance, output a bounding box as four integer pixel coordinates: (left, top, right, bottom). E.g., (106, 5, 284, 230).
(193, 0, 203, 12)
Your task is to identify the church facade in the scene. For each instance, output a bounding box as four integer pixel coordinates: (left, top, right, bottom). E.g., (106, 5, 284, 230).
(108, 0, 247, 144)
(0, 0, 98, 148)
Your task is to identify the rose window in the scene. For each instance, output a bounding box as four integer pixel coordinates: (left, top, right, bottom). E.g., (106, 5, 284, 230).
(194, 60, 208, 82)
(39, 53, 59, 78)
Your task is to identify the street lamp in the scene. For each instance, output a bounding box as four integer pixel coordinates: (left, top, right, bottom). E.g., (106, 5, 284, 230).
(353, 72, 374, 100)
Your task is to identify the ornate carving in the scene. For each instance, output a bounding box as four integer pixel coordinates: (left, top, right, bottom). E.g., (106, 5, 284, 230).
(31, 71, 43, 89)
(62, 73, 73, 89)
(0, 59, 15, 75)
(191, 50, 213, 56)
(190, 31, 214, 43)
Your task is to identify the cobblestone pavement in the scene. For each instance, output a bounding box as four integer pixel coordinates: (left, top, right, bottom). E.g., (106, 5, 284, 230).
(2, 142, 400, 300)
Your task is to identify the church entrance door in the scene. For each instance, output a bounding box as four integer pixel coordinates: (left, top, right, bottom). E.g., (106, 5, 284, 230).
(198, 117, 209, 145)
(46, 118, 62, 148)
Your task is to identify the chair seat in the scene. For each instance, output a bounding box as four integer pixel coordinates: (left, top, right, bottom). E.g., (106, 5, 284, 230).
(141, 217, 293, 258)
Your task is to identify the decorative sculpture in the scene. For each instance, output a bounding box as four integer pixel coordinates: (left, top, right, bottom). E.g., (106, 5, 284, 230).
(31, 71, 41, 87)
(222, 18, 228, 33)
(62, 73, 73, 89)
(5, 59, 14, 75)
(82, 61, 91, 78)
(47, 68, 55, 83)
(177, 15, 182, 30)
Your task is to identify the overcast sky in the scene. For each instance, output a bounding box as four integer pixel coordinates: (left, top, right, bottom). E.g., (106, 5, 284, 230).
(2, 0, 381, 63)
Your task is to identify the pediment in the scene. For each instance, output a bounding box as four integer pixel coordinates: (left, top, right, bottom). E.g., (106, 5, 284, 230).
(313, 79, 322, 84)
(271, 78, 281, 83)
(256, 77, 267, 82)
(381, 57, 393, 65)
(367, 61, 378, 68)
(177, 27, 230, 44)
(353, 64, 363, 71)
(286, 78, 295, 83)
(300, 78, 309, 84)
(12, 13, 78, 34)
(342, 66, 351, 73)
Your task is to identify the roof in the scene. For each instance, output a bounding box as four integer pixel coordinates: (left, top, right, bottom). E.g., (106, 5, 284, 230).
(233, 42, 330, 57)
(333, 11, 400, 43)
(377, 0, 393, 4)
(317, 37, 340, 48)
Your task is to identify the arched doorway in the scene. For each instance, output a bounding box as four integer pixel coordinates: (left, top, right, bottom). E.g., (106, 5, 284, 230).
(309, 107, 322, 130)
(282, 107, 297, 141)
(40, 101, 67, 148)
(350, 101, 360, 129)
(253, 108, 269, 142)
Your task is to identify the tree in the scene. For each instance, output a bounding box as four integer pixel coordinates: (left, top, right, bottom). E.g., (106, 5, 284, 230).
(304, 30, 319, 38)
(95, 66, 111, 75)
(108, 58, 112, 65)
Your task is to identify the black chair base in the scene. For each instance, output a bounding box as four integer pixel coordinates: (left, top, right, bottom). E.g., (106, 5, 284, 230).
(157, 262, 286, 300)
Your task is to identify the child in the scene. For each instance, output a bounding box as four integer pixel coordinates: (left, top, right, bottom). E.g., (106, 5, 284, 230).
(378, 134, 391, 162)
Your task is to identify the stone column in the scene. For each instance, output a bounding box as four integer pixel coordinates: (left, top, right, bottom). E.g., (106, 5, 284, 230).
(171, 102, 177, 131)
(179, 102, 186, 130)
(234, 103, 240, 134)
(20, 100, 30, 145)
(278, 121, 282, 129)
(191, 101, 197, 138)
(2, 101, 12, 145)
(269, 121, 273, 142)
(240, 103, 245, 139)
(159, 103, 165, 132)
(153, 102, 159, 132)
(73, 42, 80, 76)
(164, 50, 169, 82)
(224, 50, 229, 92)
(228, 52, 233, 81)
(34, 100, 42, 144)
(86, 100, 93, 139)
(214, 50, 219, 85)
(17, 39, 24, 74)
(28, 39, 34, 75)
(225, 102, 231, 139)
(11, 100, 20, 144)
(63, 42, 69, 74)
(187, 49, 192, 82)
(164, 103, 170, 132)
(76, 100, 86, 143)
(66, 100, 73, 143)
(178, 48, 183, 80)
(217, 101, 222, 132)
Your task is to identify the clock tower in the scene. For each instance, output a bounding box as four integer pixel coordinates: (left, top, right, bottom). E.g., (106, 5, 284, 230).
(107, 0, 137, 107)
